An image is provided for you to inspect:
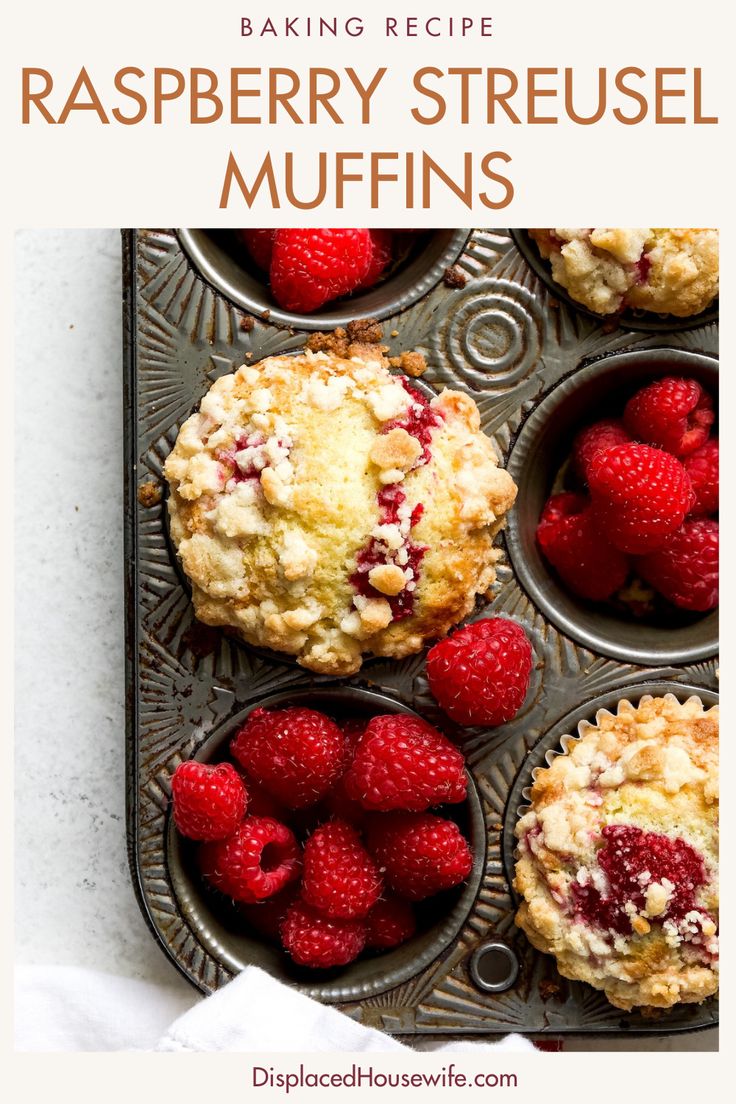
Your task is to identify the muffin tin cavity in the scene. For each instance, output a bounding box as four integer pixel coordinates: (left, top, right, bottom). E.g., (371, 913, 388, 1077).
(178, 229, 471, 330)
(505, 347, 718, 668)
(166, 686, 485, 1003)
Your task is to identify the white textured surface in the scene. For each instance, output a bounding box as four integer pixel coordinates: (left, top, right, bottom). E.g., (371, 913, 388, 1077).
(13, 229, 717, 1051)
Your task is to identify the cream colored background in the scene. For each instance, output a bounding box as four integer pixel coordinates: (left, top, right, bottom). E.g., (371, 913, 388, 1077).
(3, 0, 733, 1095)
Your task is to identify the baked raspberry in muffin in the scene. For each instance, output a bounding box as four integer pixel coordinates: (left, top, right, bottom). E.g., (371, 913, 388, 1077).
(529, 229, 719, 318)
(514, 694, 718, 1011)
(165, 347, 516, 675)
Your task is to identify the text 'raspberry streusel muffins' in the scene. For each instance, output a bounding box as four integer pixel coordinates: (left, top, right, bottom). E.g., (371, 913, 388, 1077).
(165, 347, 517, 675)
(514, 694, 718, 1011)
(529, 229, 719, 317)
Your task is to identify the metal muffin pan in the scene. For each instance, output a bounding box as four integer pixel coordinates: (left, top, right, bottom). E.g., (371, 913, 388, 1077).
(509, 229, 720, 333)
(124, 228, 718, 1035)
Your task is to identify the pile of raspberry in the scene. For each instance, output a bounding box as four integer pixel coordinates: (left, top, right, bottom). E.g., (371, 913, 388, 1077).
(170, 705, 473, 969)
(237, 228, 415, 314)
(536, 376, 718, 613)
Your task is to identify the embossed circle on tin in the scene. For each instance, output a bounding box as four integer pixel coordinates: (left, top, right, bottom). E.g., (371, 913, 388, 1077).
(177, 229, 471, 331)
(501, 681, 719, 894)
(167, 685, 486, 1002)
(510, 229, 719, 334)
(435, 277, 542, 391)
(506, 347, 718, 667)
(469, 941, 520, 993)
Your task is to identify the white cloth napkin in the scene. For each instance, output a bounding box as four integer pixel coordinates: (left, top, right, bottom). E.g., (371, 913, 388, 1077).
(15, 963, 534, 1053)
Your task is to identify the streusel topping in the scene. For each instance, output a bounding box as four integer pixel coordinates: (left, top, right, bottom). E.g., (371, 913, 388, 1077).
(165, 348, 516, 674)
(529, 228, 719, 317)
(514, 694, 718, 1011)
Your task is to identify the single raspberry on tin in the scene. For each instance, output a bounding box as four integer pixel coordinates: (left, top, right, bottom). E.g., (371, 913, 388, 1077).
(230, 707, 347, 809)
(170, 760, 247, 841)
(365, 896, 416, 949)
(237, 229, 275, 271)
(536, 493, 631, 601)
(366, 812, 473, 901)
(270, 228, 372, 313)
(199, 815, 301, 903)
(301, 819, 383, 920)
(573, 419, 632, 483)
(280, 900, 367, 968)
(588, 443, 694, 554)
(624, 376, 714, 457)
(684, 438, 719, 517)
(426, 617, 533, 727)
(637, 518, 719, 611)
(342, 714, 467, 812)
(358, 230, 394, 290)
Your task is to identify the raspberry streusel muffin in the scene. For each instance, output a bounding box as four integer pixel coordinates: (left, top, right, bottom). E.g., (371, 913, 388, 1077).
(529, 229, 719, 317)
(514, 694, 718, 1011)
(165, 347, 516, 675)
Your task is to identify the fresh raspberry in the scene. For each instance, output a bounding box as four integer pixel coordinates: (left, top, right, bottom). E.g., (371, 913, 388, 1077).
(573, 419, 632, 483)
(637, 519, 719, 611)
(199, 816, 301, 903)
(240, 884, 299, 943)
(573, 825, 708, 935)
(342, 714, 467, 812)
(365, 896, 416, 949)
(624, 377, 715, 457)
(320, 720, 368, 825)
(684, 439, 719, 516)
(280, 900, 367, 968)
(238, 773, 288, 821)
(536, 493, 630, 601)
(358, 230, 394, 290)
(366, 812, 473, 901)
(170, 760, 247, 841)
(302, 819, 383, 919)
(270, 229, 372, 313)
(237, 229, 275, 271)
(588, 443, 694, 554)
(230, 707, 347, 809)
(426, 617, 533, 727)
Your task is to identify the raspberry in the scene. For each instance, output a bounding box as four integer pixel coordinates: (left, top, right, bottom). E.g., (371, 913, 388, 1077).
(573, 419, 632, 483)
(237, 229, 275, 271)
(238, 773, 288, 821)
(573, 825, 708, 935)
(684, 439, 719, 517)
(624, 377, 715, 457)
(302, 819, 383, 919)
(536, 493, 630, 601)
(342, 713, 467, 812)
(366, 812, 473, 901)
(426, 617, 533, 728)
(280, 900, 367, 968)
(588, 443, 694, 554)
(365, 896, 416, 949)
(358, 230, 394, 289)
(199, 815, 301, 903)
(637, 518, 719, 611)
(240, 884, 299, 943)
(170, 760, 247, 841)
(320, 720, 368, 825)
(231, 707, 347, 809)
(270, 229, 372, 313)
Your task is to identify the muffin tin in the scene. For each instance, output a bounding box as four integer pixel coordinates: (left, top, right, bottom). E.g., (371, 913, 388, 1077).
(124, 228, 719, 1036)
